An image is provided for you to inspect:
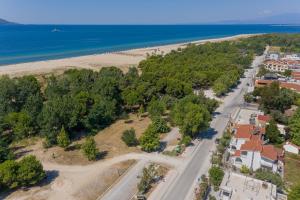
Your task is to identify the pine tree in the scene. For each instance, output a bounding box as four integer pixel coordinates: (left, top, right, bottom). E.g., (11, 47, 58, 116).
(82, 137, 98, 161)
(57, 127, 71, 149)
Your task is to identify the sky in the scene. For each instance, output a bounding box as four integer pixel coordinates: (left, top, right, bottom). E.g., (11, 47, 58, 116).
(1, 0, 300, 24)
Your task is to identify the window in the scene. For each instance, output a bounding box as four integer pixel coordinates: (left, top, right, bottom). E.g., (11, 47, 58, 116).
(235, 157, 242, 163)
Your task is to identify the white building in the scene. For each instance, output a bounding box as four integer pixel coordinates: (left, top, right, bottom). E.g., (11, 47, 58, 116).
(283, 142, 300, 154)
(229, 124, 264, 152)
(267, 53, 280, 61)
(230, 124, 284, 173)
(264, 60, 289, 72)
(219, 172, 286, 200)
(282, 54, 300, 61)
(232, 141, 283, 173)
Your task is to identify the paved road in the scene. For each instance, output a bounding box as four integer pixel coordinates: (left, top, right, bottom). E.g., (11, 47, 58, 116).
(160, 49, 267, 200)
(100, 160, 147, 200)
(98, 153, 182, 200)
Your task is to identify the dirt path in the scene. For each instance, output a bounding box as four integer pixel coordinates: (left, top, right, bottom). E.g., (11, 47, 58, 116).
(4, 152, 181, 200)
(42, 152, 181, 172)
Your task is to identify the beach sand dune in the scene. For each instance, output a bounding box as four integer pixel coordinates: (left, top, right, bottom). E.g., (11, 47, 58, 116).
(0, 34, 258, 77)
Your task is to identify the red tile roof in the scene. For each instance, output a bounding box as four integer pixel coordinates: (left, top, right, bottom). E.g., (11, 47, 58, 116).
(234, 125, 265, 140)
(280, 82, 300, 93)
(258, 115, 271, 123)
(237, 135, 281, 161)
(292, 72, 300, 80)
(251, 134, 261, 141)
(235, 125, 255, 139)
(255, 80, 300, 93)
(261, 145, 279, 161)
(241, 140, 263, 152)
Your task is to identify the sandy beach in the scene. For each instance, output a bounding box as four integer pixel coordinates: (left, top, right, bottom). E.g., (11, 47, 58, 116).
(0, 34, 258, 77)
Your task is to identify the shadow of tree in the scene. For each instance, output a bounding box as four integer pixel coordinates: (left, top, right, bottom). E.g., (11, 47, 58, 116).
(158, 141, 167, 152)
(0, 170, 59, 199)
(40, 170, 60, 186)
(14, 149, 33, 159)
(197, 128, 218, 140)
(97, 150, 108, 160)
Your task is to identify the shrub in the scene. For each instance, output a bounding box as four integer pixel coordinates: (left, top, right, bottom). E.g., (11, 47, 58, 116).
(17, 155, 46, 186)
(137, 164, 158, 194)
(57, 127, 71, 149)
(151, 117, 170, 133)
(0, 156, 45, 189)
(240, 165, 250, 174)
(122, 128, 139, 147)
(209, 166, 224, 191)
(180, 135, 192, 146)
(195, 175, 209, 200)
(82, 137, 98, 161)
(255, 169, 284, 190)
(244, 93, 254, 103)
(211, 153, 222, 166)
(0, 160, 19, 189)
(266, 119, 283, 144)
(139, 126, 160, 152)
(0, 139, 15, 163)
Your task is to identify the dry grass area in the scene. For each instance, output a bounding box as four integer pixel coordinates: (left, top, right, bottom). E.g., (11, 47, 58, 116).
(269, 46, 281, 52)
(285, 153, 300, 188)
(3, 160, 136, 200)
(93, 114, 151, 159)
(12, 114, 151, 165)
(74, 160, 136, 200)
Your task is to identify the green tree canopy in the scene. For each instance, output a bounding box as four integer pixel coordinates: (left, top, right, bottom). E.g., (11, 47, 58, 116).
(209, 166, 224, 190)
(151, 117, 170, 134)
(171, 95, 211, 137)
(17, 155, 46, 186)
(0, 156, 45, 189)
(289, 108, 300, 146)
(4, 112, 35, 139)
(82, 137, 98, 161)
(139, 126, 160, 152)
(147, 99, 166, 118)
(57, 127, 71, 149)
(266, 119, 283, 144)
(0, 160, 19, 189)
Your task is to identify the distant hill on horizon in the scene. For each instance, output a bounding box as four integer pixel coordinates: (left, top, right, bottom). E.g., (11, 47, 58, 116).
(215, 13, 300, 25)
(0, 18, 18, 25)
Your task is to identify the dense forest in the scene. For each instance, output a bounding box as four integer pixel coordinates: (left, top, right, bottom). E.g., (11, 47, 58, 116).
(1, 33, 300, 190)
(240, 34, 300, 53)
(139, 41, 255, 96)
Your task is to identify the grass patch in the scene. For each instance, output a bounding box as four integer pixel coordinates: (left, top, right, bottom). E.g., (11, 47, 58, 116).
(285, 153, 300, 188)
(9, 114, 151, 166)
(10, 136, 39, 148)
(269, 46, 281, 52)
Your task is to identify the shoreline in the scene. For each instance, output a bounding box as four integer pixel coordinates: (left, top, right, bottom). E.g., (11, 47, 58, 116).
(0, 33, 260, 77)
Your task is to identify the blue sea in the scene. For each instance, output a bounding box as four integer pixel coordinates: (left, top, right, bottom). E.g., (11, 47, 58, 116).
(1, 25, 300, 65)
